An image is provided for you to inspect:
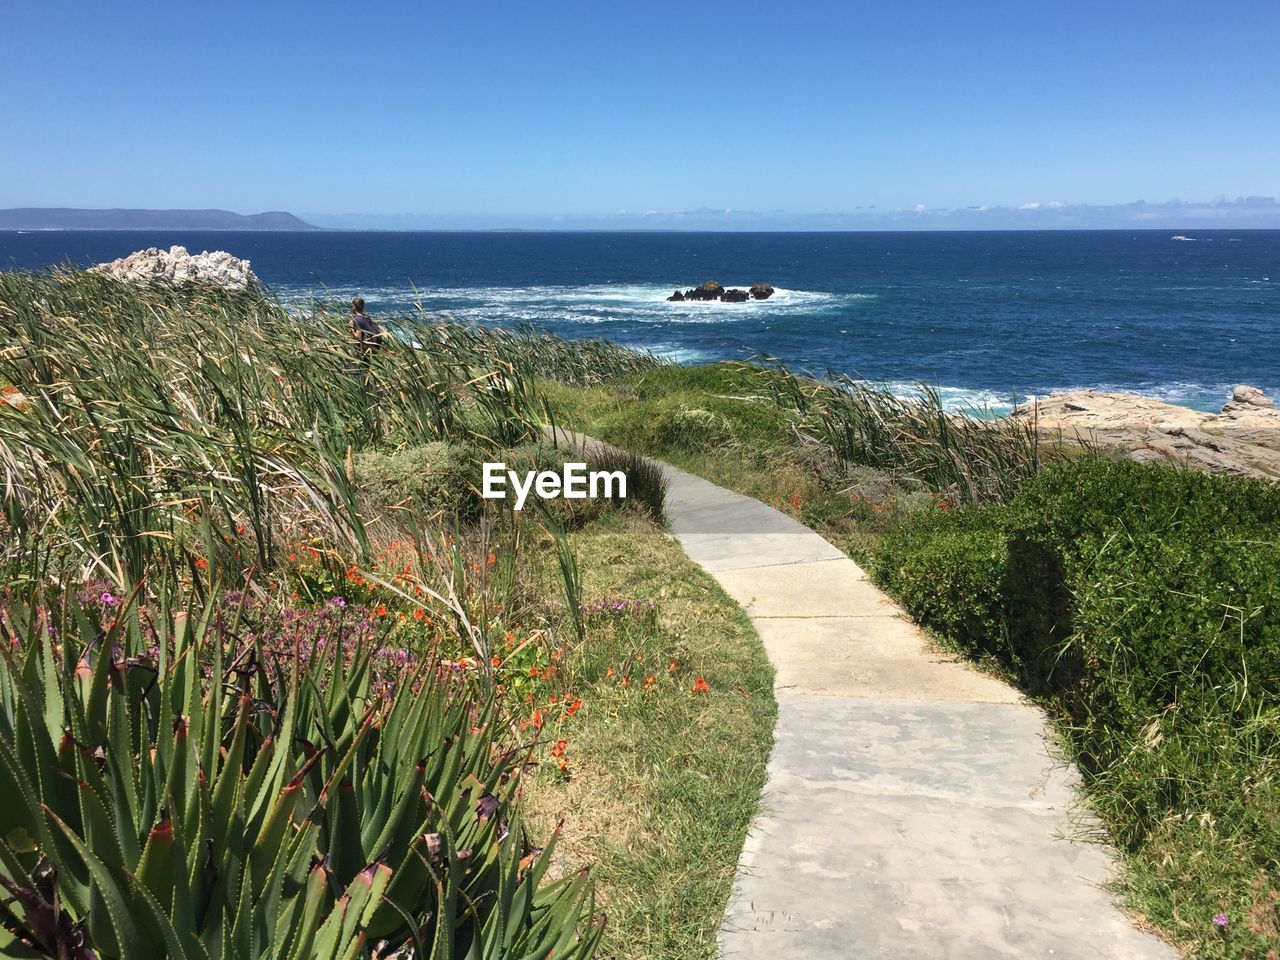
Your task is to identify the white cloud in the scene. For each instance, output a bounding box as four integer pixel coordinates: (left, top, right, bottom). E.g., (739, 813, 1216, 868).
(1019, 202, 1041, 210)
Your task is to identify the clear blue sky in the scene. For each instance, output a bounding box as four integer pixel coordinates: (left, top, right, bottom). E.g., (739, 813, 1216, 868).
(4, 0, 1278, 225)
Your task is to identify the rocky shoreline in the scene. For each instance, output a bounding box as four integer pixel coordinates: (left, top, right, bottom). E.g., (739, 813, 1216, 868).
(1017, 384, 1280, 479)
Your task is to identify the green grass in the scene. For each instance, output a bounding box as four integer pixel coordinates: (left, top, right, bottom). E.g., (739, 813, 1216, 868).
(522, 512, 776, 960)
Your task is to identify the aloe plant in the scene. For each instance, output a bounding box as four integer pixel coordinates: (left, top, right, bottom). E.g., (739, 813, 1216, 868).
(0, 584, 604, 959)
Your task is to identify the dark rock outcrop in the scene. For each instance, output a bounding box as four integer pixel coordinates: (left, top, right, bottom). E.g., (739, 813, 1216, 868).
(684, 280, 725, 302)
(668, 279, 776, 303)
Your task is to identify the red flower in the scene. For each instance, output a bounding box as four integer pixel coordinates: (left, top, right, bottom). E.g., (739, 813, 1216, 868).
(691, 677, 710, 694)
(550, 739, 567, 758)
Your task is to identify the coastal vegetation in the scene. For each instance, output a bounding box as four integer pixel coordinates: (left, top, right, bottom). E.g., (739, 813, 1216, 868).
(2, 266, 1275, 958)
(0, 271, 770, 959)
(549, 362, 1280, 959)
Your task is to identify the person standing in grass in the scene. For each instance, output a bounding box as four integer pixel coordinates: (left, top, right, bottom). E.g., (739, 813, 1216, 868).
(348, 297, 387, 393)
(349, 297, 385, 365)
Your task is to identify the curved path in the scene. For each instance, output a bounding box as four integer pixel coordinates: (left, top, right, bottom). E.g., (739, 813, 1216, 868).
(658, 461, 1177, 960)
(553, 430, 1176, 958)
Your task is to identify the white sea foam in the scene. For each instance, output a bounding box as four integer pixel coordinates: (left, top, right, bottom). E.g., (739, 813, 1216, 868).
(878, 381, 1022, 415)
(276, 281, 872, 329)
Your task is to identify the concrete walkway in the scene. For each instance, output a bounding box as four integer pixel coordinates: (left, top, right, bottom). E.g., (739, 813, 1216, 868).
(656, 463, 1177, 960)
(549, 429, 1175, 959)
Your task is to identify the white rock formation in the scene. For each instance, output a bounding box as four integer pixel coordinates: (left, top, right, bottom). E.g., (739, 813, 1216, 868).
(90, 246, 259, 292)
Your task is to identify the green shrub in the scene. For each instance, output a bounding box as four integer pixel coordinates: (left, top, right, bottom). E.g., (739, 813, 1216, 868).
(353, 441, 480, 521)
(589, 364, 797, 463)
(584, 446, 668, 525)
(1005, 460, 1280, 720)
(495, 444, 667, 529)
(873, 507, 1009, 656)
(878, 458, 1280, 711)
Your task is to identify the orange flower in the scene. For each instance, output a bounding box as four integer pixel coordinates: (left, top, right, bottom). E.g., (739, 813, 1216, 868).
(413, 608, 425, 620)
(550, 739, 567, 758)
(643, 674, 656, 690)
(567, 698, 583, 716)
(194, 557, 208, 570)
(605, 667, 616, 678)
(668, 659, 680, 671)
(532, 710, 544, 729)
(691, 677, 710, 694)
(289, 552, 298, 562)
(375, 604, 388, 617)
(491, 655, 502, 667)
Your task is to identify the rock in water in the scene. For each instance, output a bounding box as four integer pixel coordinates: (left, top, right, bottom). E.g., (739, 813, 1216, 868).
(670, 279, 776, 303)
(90, 246, 259, 293)
(684, 280, 725, 301)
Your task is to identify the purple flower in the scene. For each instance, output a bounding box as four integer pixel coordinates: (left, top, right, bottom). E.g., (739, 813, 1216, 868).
(1212, 913, 1228, 928)
(331, 596, 347, 608)
(100, 592, 119, 607)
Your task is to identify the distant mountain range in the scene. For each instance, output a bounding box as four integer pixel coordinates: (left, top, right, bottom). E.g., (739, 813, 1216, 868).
(0, 208, 320, 231)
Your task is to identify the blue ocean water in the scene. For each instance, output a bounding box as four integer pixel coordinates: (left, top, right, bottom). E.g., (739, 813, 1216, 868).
(3, 229, 1277, 412)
